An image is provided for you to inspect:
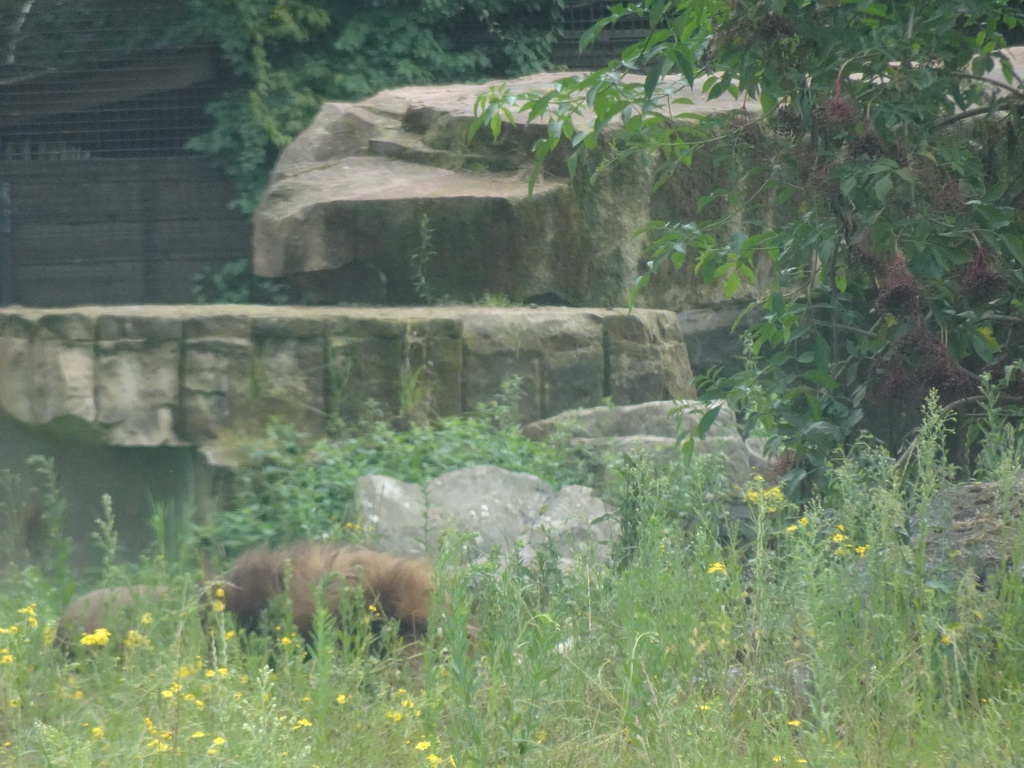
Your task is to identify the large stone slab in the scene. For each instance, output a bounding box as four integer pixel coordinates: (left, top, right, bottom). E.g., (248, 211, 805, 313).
(0, 305, 693, 456)
(253, 72, 756, 309)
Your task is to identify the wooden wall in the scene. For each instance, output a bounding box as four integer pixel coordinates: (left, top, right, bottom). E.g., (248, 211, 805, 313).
(0, 157, 250, 306)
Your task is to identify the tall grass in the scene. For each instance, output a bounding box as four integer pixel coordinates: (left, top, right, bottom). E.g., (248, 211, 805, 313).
(1, 399, 1022, 767)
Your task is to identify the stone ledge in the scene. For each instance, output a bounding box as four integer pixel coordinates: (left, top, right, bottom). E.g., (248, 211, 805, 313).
(0, 305, 694, 458)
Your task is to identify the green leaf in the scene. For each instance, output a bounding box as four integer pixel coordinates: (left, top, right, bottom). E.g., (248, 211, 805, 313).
(874, 174, 892, 202)
(805, 370, 838, 389)
(696, 404, 722, 438)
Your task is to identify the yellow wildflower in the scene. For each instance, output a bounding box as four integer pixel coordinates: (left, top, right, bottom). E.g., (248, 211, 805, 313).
(415, 741, 431, 751)
(141, 612, 153, 625)
(293, 719, 312, 730)
(427, 755, 443, 766)
(124, 630, 147, 650)
(80, 627, 111, 646)
(707, 562, 727, 575)
(787, 719, 801, 727)
(91, 727, 104, 739)
(17, 604, 38, 629)
(336, 694, 349, 705)
(0, 650, 12, 665)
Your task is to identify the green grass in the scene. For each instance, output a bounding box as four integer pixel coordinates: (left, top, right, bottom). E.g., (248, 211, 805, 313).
(1, 403, 1023, 767)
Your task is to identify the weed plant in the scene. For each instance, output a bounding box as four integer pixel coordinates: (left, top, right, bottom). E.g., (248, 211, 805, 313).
(2, 400, 1024, 766)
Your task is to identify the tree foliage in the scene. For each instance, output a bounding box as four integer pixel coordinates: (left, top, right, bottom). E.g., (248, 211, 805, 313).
(488, 0, 1024, 489)
(0, 0, 192, 67)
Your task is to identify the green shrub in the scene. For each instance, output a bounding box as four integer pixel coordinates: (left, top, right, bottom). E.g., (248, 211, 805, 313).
(211, 388, 597, 556)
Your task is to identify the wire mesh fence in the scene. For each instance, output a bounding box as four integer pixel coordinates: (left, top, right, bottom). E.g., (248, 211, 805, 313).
(1, 0, 210, 159)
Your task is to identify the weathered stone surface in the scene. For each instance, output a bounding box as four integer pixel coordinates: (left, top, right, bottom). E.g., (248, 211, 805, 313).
(461, 309, 610, 421)
(0, 314, 33, 423)
(354, 465, 617, 566)
(95, 315, 182, 446)
(606, 312, 694, 404)
(677, 305, 754, 377)
(326, 314, 464, 420)
(355, 474, 429, 556)
(917, 475, 1024, 583)
(253, 73, 755, 308)
(32, 313, 97, 425)
(0, 305, 692, 454)
(182, 316, 255, 442)
(523, 400, 766, 494)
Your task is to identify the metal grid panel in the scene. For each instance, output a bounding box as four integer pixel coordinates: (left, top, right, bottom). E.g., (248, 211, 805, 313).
(554, 0, 651, 69)
(0, 48, 222, 160)
(562, 0, 651, 33)
(1, 1, 212, 159)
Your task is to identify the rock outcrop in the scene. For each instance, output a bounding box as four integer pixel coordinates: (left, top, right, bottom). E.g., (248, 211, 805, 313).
(523, 400, 766, 494)
(0, 305, 693, 457)
(253, 73, 762, 309)
(355, 465, 616, 567)
(918, 475, 1024, 583)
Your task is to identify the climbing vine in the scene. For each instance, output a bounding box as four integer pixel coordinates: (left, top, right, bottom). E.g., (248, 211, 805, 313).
(184, 0, 565, 211)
